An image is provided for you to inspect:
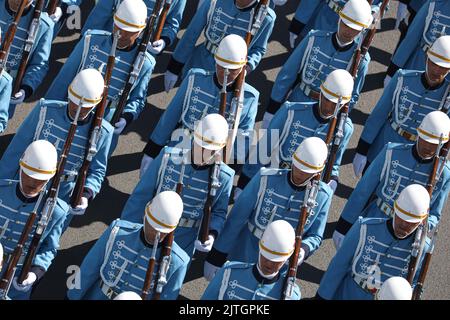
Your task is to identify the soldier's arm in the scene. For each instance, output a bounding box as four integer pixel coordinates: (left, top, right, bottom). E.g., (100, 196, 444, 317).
(160, 254, 189, 300)
(429, 167, 450, 229)
(289, 0, 321, 35)
(246, 9, 275, 71)
(0, 76, 12, 133)
(160, 0, 187, 47)
(200, 266, 227, 300)
(349, 53, 371, 110)
(317, 219, 362, 300)
(331, 118, 354, 181)
(81, 0, 115, 35)
(209, 167, 234, 237)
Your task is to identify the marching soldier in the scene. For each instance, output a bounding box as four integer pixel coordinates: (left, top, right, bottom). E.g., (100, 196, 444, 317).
(334, 112, 450, 249)
(317, 184, 430, 300)
(0, 26, 13, 133)
(163, 0, 276, 92)
(385, 0, 450, 86)
(262, 0, 372, 122)
(140, 34, 259, 176)
(0, 69, 113, 222)
(353, 35, 450, 176)
(82, 0, 186, 57)
(121, 114, 234, 258)
(237, 70, 354, 196)
(67, 191, 190, 300)
(45, 0, 155, 152)
(204, 137, 333, 280)
(201, 220, 301, 300)
(376, 276, 413, 300)
(0, 140, 68, 299)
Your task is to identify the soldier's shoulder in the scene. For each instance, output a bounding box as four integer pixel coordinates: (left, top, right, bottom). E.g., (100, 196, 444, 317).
(286, 101, 316, 111)
(318, 181, 333, 197)
(1, 70, 13, 83)
(144, 51, 156, 66)
(260, 167, 289, 176)
(0, 179, 17, 188)
(359, 217, 389, 226)
(219, 163, 235, 179)
(186, 68, 212, 78)
(265, 7, 276, 21)
(172, 241, 190, 265)
(164, 146, 189, 158)
(113, 218, 143, 232)
(308, 29, 333, 39)
(40, 99, 68, 109)
(386, 142, 410, 150)
(83, 29, 112, 38)
(39, 13, 53, 29)
(397, 69, 422, 78)
(101, 120, 114, 133)
(223, 261, 253, 270)
(243, 82, 259, 98)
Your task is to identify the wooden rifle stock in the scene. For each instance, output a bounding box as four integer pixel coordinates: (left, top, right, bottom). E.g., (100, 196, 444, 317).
(141, 232, 160, 300)
(47, 0, 59, 15)
(152, 0, 172, 42)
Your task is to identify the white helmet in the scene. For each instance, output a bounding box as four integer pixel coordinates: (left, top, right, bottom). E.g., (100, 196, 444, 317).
(193, 113, 229, 151)
(20, 140, 57, 180)
(427, 35, 450, 68)
(113, 291, 142, 300)
(417, 111, 450, 144)
(292, 137, 328, 174)
(394, 184, 430, 223)
(114, 0, 147, 32)
(259, 220, 295, 262)
(214, 34, 247, 69)
(145, 191, 183, 233)
(339, 0, 373, 31)
(68, 69, 104, 108)
(320, 69, 354, 104)
(377, 277, 412, 300)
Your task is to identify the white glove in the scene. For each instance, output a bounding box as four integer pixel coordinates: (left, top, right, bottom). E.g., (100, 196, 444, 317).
(147, 39, 166, 55)
(297, 248, 305, 266)
(12, 272, 37, 292)
(194, 234, 215, 253)
(114, 118, 127, 135)
(327, 180, 338, 193)
(273, 0, 288, 6)
(164, 70, 178, 92)
(384, 75, 392, 88)
(352, 153, 367, 178)
(332, 230, 345, 250)
(69, 197, 88, 216)
(289, 32, 298, 49)
(49, 7, 63, 23)
(10, 89, 25, 105)
(234, 187, 243, 202)
(395, 3, 408, 29)
(261, 112, 274, 130)
(203, 261, 221, 282)
(139, 154, 154, 179)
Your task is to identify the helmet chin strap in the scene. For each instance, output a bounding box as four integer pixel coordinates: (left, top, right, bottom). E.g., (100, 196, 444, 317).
(392, 217, 410, 239)
(257, 254, 279, 279)
(290, 169, 315, 187)
(18, 168, 46, 199)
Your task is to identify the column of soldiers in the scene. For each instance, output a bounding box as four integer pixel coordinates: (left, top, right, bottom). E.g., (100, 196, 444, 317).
(0, 0, 449, 301)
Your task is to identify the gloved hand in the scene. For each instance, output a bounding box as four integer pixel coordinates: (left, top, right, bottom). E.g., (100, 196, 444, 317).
(49, 7, 63, 23)
(384, 75, 392, 88)
(289, 32, 298, 49)
(234, 187, 243, 202)
(12, 272, 37, 292)
(147, 39, 166, 55)
(395, 3, 408, 29)
(273, 0, 288, 6)
(164, 70, 178, 92)
(327, 180, 338, 193)
(261, 112, 274, 130)
(69, 197, 88, 216)
(114, 118, 127, 135)
(352, 153, 367, 178)
(10, 89, 25, 105)
(203, 261, 221, 282)
(332, 230, 345, 250)
(194, 234, 215, 253)
(297, 248, 305, 266)
(139, 154, 154, 178)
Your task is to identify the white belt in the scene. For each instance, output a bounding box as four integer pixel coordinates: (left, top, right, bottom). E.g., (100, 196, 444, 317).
(326, 0, 342, 14)
(248, 222, 264, 240)
(100, 281, 120, 300)
(390, 121, 417, 141)
(421, 42, 430, 53)
(205, 40, 218, 54)
(376, 198, 394, 218)
(299, 81, 320, 100)
(178, 217, 201, 228)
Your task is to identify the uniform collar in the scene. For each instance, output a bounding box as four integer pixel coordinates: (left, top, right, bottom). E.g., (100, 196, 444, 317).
(190, 151, 214, 171)
(16, 184, 40, 203)
(386, 219, 416, 241)
(5, 0, 33, 17)
(234, 0, 259, 12)
(252, 264, 280, 284)
(332, 33, 355, 52)
(213, 73, 237, 92)
(287, 171, 307, 192)
(412, 144, 433, 164)
(313, 103, 329, 124)
(421, 72, 446, 91)
(140, 228, 163, 248)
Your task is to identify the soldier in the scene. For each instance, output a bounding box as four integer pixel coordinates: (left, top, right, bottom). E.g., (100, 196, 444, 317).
(333, 112, 450, 249)
(0, 69, 113, 223)
(0, 27, 13, 133)
(376, 276, 413, 300)
(0, 0, 54, 119)
(67, 191, 190, 300)
(204, 137, 333, 280)
(163, 0, 276, 92)
(0, 140, 68, 299)
(261, 0, 372, 123)
(353, 35, 450, 176)
(82, 0, 186, 57)
(121, 114, 234, 258)
(45, 0, 155, 153)
(237, 70, 354, 196)
(201, 220, 301, 300)
(385, 0, 450, 87)
(140, 34, 259, 177)
(317, 184, 430, 300)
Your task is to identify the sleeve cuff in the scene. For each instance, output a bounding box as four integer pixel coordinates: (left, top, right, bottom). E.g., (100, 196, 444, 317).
(166, 56, 184, 76)
(160, 36, 171, 49)
(266, 98, 283, 115)
(386, 63, 400, 78)
(30, 265, 46, 282)
(143, 139, 164, 158)
(122, 112, 134, 128)
(301, 243, 310, 258)
(356, 139, 371, 156)
(209, 230, 219, 240)
(288, 18, 305, 36)
(237, 173, 251, 190)
(206, 247, 228, 268)
(330, 175, 339, 184)
(335, 216, 353, 236)
(21, 85, 33, 100)
(83, 187, 94, 202)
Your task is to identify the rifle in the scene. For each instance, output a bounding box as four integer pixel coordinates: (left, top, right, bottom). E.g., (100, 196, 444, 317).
(322, 97, 342, 183)
(282, 174, 320, 300)
(141, 231, 160, 300)
(152, 156, 185, 300)
(110, 0, 164, 125)
(0, 190, 45, 299)
(69, 31, 119, 208)
(0, 0, 28, 74)
(17, 101, 84, 283)
(47, 0, 59, 15)
(152, 0, 172, 43)
(13, 0, 46, 95)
